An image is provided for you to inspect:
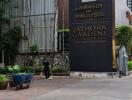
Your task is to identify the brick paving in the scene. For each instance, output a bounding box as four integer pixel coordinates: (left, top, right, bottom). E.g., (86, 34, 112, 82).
(0, 76, 78, 100)
(1, 75, 132, 100)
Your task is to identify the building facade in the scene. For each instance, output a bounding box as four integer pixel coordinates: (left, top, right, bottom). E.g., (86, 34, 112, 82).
(115, 0, 132, 26)
(2, 0, 132, 53)
(127, 0, 132, 11)
(4, 0, 58, 53)
(57, 0, 69, 51)
(57, 0, 69, 30)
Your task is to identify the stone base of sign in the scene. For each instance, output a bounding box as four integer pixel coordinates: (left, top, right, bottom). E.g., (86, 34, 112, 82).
(70, 72, 119, 79)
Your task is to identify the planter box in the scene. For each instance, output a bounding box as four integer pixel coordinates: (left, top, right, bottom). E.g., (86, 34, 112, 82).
(13, 74, 27, 86)
(9, 81, 16, 87)
(52, 73, 70, 76)
(7, 74, 16, 87)
(0, 81, 8, 90)
(13, 74, 33, 89)
(34, 72, 41, 75)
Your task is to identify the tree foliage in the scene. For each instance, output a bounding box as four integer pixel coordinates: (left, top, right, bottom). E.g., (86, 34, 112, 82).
(0, 1, 22, 65)
(2, 27, 22, 65)
(28, 44, 38, 54)
(115, 25, 132, 54)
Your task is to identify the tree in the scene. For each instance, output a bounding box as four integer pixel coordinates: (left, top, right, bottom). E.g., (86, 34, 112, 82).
(27, 44, 38, 66)
(2, 27, 22, 65)
(0, 0, 22, 65)
(0, 0, 10, 63)
(115, 25, 132, 54)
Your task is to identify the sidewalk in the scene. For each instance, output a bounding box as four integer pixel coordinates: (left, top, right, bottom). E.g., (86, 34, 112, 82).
(0, 77, 78, 100)
(0, 74, 132, 100)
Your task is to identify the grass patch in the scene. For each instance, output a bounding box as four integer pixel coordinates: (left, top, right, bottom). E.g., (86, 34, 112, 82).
(128, 61, 132, 71)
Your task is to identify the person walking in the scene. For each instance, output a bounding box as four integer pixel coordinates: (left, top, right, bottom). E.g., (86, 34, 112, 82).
(117, 43, 128, 77)
(43, 59, 51, 79)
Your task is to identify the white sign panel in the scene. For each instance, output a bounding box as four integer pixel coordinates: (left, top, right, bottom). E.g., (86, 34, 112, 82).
(82, 0, 96, 2)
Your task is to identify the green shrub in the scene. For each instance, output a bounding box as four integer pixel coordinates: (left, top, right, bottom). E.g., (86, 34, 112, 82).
(27, 58, 34, 66)
(28, 44, 38, 54)
(115, 26, 132, 54)
(7, 65, 20, 74)
(0, 68, 7, 74)
(19, 66, 42, 74)
(128, 61, 132, 71)
(0, 75, 8, 83)
(20, 66, 34, 73)
(34, 66, 43, 74)
(52, 65, 69, 74)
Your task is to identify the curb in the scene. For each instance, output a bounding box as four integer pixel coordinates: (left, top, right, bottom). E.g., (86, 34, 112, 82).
(70, 72, 119, 79)
(33, 71, 132, 80)
(129, 70, 132, 75)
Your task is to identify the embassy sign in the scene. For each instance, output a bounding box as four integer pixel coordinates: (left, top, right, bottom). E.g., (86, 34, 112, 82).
(69, 0, 115, 72)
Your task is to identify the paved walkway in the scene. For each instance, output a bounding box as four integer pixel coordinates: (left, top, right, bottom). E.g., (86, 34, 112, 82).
(0, 77, 78, 100)
(0, 75, 132, 100)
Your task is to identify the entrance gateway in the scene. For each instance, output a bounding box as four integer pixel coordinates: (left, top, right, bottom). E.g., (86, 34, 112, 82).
(69, 0, 115, 72)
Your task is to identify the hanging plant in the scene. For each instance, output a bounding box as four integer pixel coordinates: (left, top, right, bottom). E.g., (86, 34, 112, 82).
(28, 44, 38, 55)
(27, 44, 38, 67)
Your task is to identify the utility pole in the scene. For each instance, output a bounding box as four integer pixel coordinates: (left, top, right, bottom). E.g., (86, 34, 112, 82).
(1, 1, 5, 67)
(62, 6, 65, 58)
(2, 50, 4, 65)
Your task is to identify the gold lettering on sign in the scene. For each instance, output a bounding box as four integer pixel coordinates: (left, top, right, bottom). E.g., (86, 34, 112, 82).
(76, 4, 104, 11)
(75, 12, 104, 19)
(72, 25, 108, 40)
(75, 3, 104, 20)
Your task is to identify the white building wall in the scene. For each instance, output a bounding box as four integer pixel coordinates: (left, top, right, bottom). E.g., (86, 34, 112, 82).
(115, 0, 131, 26)
(8, 0, 58, 53)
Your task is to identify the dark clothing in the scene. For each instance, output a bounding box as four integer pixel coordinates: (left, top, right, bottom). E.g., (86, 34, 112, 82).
(43, 61, 50, 79)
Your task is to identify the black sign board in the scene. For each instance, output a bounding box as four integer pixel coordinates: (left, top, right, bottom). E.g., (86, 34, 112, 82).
(69, 0, 114, 72)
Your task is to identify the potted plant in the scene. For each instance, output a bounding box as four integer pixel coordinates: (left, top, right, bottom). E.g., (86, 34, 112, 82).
(7, 65, 20, 87)
(13, 73, 33, 89)
(5, 65, 33, 89)
(0, 74, 8, 90)
(12, 66, 34, 89)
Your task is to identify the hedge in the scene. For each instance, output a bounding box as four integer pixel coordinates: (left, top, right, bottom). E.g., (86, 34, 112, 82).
(128, 61, 132, 71)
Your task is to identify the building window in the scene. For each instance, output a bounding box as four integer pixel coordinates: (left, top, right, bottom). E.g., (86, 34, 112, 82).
(127, 0, 132, 11)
